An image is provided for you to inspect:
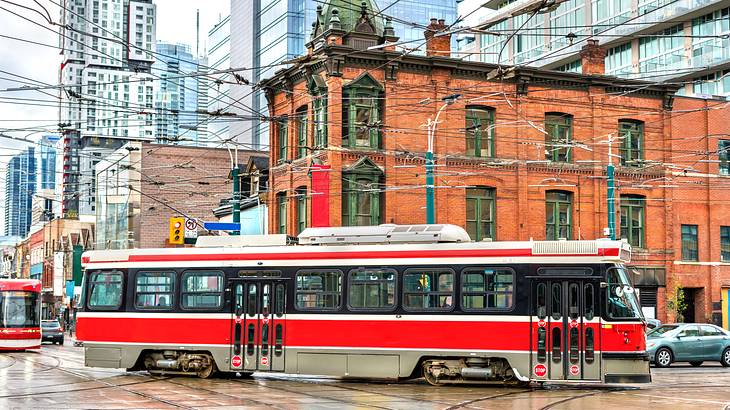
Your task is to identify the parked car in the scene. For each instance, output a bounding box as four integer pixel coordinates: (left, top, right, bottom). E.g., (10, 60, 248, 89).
(647, 323, 730, 367)
(41, 320, 64, 345)
(645, 318, 661, 329)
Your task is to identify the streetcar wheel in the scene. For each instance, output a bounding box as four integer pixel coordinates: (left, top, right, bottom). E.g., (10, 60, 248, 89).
(197, 360, 217, 379)
(655, 348, 673, 368)
(721, 348, 730, 367)
(689, 361, 703, 367)
(422, 364, 441, 386)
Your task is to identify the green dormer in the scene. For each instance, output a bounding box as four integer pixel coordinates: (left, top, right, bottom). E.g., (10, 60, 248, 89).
(309, 0, 397, 50)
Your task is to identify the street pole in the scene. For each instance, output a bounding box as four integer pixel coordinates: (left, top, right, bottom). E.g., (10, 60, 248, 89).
(425, 94, 460, 225)
(607, 134, 616, 240)
(232, 165, 241, 236)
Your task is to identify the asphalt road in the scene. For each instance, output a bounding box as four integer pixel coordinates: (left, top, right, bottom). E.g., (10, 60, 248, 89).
(1, 340, 729, 409)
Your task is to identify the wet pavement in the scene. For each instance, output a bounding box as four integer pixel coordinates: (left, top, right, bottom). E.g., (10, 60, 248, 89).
(1, 340, 730, 409)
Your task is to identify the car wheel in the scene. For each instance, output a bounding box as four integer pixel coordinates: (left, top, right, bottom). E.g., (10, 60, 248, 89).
(655, 348, 673, 368)
(689, 361, 703, 367)
(721, 348, 730, 367)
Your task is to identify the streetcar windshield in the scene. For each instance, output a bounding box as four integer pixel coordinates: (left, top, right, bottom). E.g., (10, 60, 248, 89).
(606, 267, 643, 319)
(0, 291, 40, 328)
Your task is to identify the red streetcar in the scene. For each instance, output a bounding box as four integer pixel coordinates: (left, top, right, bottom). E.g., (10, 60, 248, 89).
(0, 279, 42, 351)
(77, 224, 650, 384)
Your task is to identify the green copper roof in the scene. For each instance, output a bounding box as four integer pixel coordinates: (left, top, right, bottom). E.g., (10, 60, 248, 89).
(314, 0, 384, 38)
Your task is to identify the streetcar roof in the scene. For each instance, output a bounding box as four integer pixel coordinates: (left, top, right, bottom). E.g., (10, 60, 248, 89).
(82, 238, 631, 269)
(0, 279, 42, 292)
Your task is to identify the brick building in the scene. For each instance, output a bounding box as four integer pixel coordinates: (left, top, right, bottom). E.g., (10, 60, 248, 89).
(260, 0, 730, 325)
(95, 142, 263, 249)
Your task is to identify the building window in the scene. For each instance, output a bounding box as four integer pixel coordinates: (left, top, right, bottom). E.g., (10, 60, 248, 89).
(466, 187, 495, 241)
(620, 195, 645, 248)
(545, 113, 572, 162)
(721, 226, 730, 262)
(277, 192, 287, 234)
(296, 106, 308, 158)
(681, 224, 699, 261)
(606, 42, 632, 76)
(295, 186, 307, 235)
(619, 120, 643, 166)
(308, 76, 328, 149)
(546, 190, 572, 240)
(277, 117, 288, 163)
(720, 140, 730, 175)
(343, 73, 382, 149)
(342, 157, 383, 226)
(465, 106, 495, 158)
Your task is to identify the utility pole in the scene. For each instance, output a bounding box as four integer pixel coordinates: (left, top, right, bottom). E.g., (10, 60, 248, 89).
(425, 94, 460, 224)
(607, 134, 616, 240)
(232, 165, 241, 235)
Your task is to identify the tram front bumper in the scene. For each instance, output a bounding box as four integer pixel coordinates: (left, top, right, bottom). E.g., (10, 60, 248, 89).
(603, 351, 652, 383)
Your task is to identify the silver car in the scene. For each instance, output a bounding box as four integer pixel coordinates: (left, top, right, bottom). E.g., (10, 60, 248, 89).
(647, 323, 730, 367)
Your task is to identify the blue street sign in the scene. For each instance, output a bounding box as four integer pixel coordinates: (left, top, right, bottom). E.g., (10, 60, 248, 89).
(203, 222, 242, 231)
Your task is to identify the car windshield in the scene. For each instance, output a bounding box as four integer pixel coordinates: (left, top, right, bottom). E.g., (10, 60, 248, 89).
(647, 324, 679, 337)
(41, 321, 60, 328)
(606, 266, 643, 319)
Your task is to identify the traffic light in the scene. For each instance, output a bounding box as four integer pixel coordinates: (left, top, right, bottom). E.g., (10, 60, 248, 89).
(169, 217, 184, 245)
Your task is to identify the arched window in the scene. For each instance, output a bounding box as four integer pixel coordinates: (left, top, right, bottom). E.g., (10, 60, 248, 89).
(308, 75, 328, 149)
(466, 187, 496, 241)
(295, 186, 307, 235)
(342, 157, 383, 226)
(545, 113, 572, 162)
(342, 73, 383, 149)
(465, 106, 495, 158)
(546, 190, 572, 240)
(296, 105, 308, 159)
(277, 116, 288, 163)
(618, 120, 643, 166)
(276, 192, 287, 235)
(620, 195, 645, 248)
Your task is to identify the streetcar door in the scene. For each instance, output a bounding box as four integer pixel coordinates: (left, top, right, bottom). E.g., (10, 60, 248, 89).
(230, 279, 286, 373)
(531, 279, 599, 381)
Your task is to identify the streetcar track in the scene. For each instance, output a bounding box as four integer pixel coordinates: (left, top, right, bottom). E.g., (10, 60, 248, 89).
(444, 388, 534, 409)
(7, 353, 193, 409)
(163, 377, 290, 410)
(0, 354, 18, 371)
(538, 386, 631, 410)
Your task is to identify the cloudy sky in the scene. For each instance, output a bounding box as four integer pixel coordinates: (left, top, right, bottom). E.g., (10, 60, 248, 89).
(0, 0, 229, 233)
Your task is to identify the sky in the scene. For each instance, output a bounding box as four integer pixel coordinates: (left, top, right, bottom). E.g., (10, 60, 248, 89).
(0, 0, 229, 234)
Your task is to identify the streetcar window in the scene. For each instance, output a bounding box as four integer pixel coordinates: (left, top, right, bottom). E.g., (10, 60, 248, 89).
(0, 291, 40, 328)
(569, 327, 579, 363)
(552, 327, 562, 363)
(275, 284, 285, 317)
(584, 284, 594, 321)
(403, 269, 454, 311)
(347, 268, 396, 310)
(606, 267, 642, 319)
(181, 271, 224, 310)
(536, 283, 547, 318)
(295, 270, 342, 310)
(537, 327, 547, 362)
(585, 327, 595, 362)
(88, 270, 123, 310)
(134, 271, 174, 309)
(551, 283, 562, 320)
(461, 268, 514, 311)
(569, 283, 579, 320)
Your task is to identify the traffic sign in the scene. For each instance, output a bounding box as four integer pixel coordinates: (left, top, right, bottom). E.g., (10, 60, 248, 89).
(231, 355, 242, 368)
(184, 218, 198, 238)
(533, 363, 547, 377)
(570, 364, 580, 376)
(261, 356, 268, 366)
(203, 222, 242, 231)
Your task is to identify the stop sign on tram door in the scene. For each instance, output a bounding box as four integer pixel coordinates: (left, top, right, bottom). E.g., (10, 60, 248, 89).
(231, 355, 242, 368)
(261, 356, 269, 366)
(534, 363, 547, 377)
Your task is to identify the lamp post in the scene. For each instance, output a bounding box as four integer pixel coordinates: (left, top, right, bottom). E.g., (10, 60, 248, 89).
(426, 94, 461, 224)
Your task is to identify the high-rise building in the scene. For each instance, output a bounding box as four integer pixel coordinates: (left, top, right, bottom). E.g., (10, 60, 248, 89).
(4, 148, 36, 237)
(39, 135, 59, 191)
(460, 0, 730, 97)
(58, 0, 157, 219)
(207, 11, 232, 143)
(154, 42, 207, 145)
(228, 0, 457, 150)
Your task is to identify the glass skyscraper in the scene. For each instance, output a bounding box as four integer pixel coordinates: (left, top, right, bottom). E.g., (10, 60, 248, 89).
(3, 148, 36, 237)
(229, 0, 457, 150)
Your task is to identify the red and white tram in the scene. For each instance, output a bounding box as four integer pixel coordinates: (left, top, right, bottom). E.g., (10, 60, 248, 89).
(0, 279, 42, 351)
(77, 224, 649, 384)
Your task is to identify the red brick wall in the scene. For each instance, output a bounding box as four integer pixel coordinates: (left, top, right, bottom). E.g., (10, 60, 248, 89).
(265, 57, 730, 324)
(138, 143, 263, 248)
